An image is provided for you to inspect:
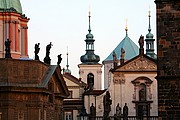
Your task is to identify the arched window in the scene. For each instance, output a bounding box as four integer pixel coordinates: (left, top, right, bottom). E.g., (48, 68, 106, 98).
(131, 76, 153, 101)
(87, 73, 94, 90)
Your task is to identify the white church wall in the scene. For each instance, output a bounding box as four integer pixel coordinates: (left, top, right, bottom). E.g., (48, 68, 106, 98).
(79, 64, 102, 90)
(107, 72, 157, 116)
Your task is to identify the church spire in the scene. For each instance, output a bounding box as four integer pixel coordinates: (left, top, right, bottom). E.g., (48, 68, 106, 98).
(88, 11, 91, 34)
(145, 8, 156, 59)
(64, 46, 71, 74)
(148, 9, 152, 34)
(80, 10, 100, 64)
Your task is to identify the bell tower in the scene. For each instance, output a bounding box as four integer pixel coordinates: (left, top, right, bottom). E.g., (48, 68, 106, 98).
(145, 9, 156, 59)
(155, 0, 180, 119)
(0, 0, 29, 58)
(78, 11, 102, 90)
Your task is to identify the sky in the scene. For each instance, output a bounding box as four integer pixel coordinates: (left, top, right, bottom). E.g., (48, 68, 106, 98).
(21, 0, 156, 78)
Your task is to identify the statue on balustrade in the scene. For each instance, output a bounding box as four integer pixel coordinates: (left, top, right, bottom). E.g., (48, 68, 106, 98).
(103, 91, 112, 120)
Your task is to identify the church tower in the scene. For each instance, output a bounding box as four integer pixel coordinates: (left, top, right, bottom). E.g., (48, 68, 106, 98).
(145, 10, 156, 59)
(78, 11, 102, 90)
(155, 0, 180, 119)
(0, 0, 29, 58)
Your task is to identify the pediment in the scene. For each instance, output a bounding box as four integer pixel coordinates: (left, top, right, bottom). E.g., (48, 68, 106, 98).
(116, 56, 157, 71)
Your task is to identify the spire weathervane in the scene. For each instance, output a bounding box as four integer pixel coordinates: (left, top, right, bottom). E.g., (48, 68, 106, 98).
(125, 18, 128, 36)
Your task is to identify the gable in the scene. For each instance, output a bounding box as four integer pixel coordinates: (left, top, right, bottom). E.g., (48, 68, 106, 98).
(43, 65, 69, 98)
(115, 56, 157, 71)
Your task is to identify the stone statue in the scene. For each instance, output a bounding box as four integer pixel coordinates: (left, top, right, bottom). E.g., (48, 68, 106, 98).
(57, 54, 62, 65)
(103, 91, 112, 120)
(90, 103, 96, 120)
(5, 39, 11, 58)
(120, 48, 125, 59)
(46, 42, 52, 57)
(114, 103, 121, 120)
(113, 51, 117, 61)
(113, 51, 118, 69)
(123, 103, 128, 119)
(34, 43, 40, 60)
(138, 35, 144, 49)
(139, 88, 146, 101)
(116, 103, 121, 116)
(44, 42, 52, 64)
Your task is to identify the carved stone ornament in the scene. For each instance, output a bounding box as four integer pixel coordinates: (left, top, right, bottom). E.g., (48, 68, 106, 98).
(122, 57, 156, 71)
(113, 73, 125, 84)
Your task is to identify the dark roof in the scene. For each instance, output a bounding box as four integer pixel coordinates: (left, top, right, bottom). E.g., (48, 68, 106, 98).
(63, 73, 86, 86)
(63, 99, 83, 109)
(84, 89, 107, 95)
(0, 58, 69, 98)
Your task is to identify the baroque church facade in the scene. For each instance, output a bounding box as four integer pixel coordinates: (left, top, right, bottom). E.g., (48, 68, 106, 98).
(102, 11, 158, 117)
(78, 9, 158, 118)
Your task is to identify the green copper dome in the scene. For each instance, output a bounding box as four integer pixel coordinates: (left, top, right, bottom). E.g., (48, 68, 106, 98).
(146, 32, 154, 39)
(103, 31, 139, 62)
(0, 0, 22, 13)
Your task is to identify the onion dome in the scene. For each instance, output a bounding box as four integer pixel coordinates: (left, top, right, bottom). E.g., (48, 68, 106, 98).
(0, 0, 22, 13)
(80, 11, 100, 64)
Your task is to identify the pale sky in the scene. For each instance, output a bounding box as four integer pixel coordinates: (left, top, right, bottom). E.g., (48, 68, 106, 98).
(21, 0, 156, 77)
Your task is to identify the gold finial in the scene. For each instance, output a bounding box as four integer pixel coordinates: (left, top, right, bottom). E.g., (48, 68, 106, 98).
(66, 46, 68, 55)
(125, 18, 128, 32)
(148, 5, 151, 17)
(89, 4, 91, 16)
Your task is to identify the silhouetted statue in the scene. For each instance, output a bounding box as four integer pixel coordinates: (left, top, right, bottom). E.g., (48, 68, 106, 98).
(116, 103, 121, 116)
(123, 103, 128, 120)
(34, 43, 40, 60)
(114, 103, 121, 120)
(57, 54, 62, 65)
(5, 39, 12, 58)
(120, 48, 125, 59)
(120, 48, 125, 65)
(44, 42, 52, 64)
(90, 103, 96, 120)
(46, 42, 52, 57)
(138, 35, 144, 55)
(113, 51, 118, 69)
(103, 91, 112, 120)
(138, 35, 144, 49)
